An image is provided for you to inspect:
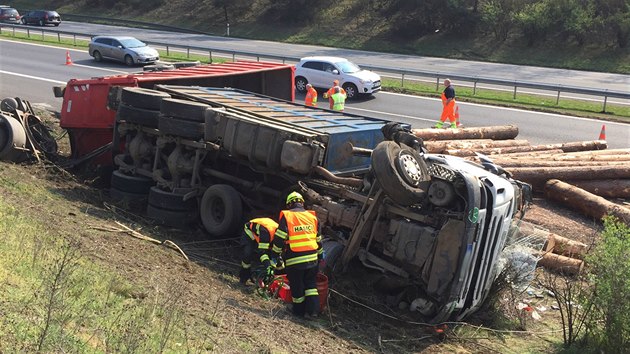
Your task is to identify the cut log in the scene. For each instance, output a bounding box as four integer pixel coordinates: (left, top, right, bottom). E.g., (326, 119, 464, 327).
(545, 179, 630, 224)
(491, 149, 565, 158)
(510, 165, 630, 184)
(423, 139, 529, 154)
(445, 140, 607, 157)
(565, 179, 630, 198)
(413, 125, 519, 141)
(537, 252, 584, 275)
(493, 160, 630, 168)
(548, 233, 589, 259)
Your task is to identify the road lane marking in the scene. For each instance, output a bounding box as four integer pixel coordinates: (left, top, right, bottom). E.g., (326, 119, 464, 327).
(0, 38, 87, 53)
(70, 63, 128, 73)
(0, 70, 66, 84)
(346, 105, 435, 123)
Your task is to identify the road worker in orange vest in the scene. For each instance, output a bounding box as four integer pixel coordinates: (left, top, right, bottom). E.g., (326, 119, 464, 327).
(271, 191, 323, 318)
(239, 217, 279, 284)
(323, 79, 346, 109)
(331, 86, 347, 112)
(434, 78, 461, 129)
(304, 83, 318, 107)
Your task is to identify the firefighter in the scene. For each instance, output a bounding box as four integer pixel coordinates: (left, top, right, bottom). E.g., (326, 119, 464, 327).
(434, 78, 461, 129)
(304, 83, 318, 107)
(323, 80, 346, 109)
(239, 217, 279, 284)
(331, 86, 347, 112)
(272, 191, 323, 318)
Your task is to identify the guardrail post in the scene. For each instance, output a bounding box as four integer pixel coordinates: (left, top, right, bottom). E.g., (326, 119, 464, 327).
(401, 73, 405, 87)
(186, 47, 190, 58)
(513, 85, 517, 99)
(41, 29, 44, 40)
(473, 81, 477, 95)
(12, 26, 15, 36)
(232, 52, 235, 62)
(27, 28, 30, 38)
(166, 45, 169, 56)
(603, 96, 608, 113)
(436, 77, 440, 91)
(208, 51, 212, 63)
(256, 56, 260, 62)
(73, 34, 76, 46)
(556, 91, 561, 105)
(57, 33, 61, 43)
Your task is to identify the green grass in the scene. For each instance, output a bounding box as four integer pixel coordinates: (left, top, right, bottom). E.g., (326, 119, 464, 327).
(383, 78, 630, 122)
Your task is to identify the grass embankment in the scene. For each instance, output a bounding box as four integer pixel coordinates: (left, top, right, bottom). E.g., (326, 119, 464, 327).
(0, 165, 215, 352)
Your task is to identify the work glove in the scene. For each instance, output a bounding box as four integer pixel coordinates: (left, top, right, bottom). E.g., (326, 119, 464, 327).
(262, 259, 274, 277)
(239, 267, 252, 284)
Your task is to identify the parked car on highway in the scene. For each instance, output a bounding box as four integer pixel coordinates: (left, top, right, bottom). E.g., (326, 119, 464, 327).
(89, 36, 159, 66)
(294, 56, 381, 99)
(20, 10, 60, 26)
(0, 6, 20, 24)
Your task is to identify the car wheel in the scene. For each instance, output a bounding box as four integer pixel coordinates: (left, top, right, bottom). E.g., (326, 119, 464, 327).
(124, 55, 134, 66)
(93, 50, 102, 62)
(200, 184, 243, 237)
(295, 76, 308, 93)
(371, 141, 430, 206)
(38, 19, 44, 26)
(343, 83, 358, 100)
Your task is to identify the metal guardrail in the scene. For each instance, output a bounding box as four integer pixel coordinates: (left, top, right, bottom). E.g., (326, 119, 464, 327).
(1, 23, 628, 112)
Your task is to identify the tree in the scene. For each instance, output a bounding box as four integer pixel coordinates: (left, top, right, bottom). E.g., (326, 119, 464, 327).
(514, 1, 554, 46)
(479, 0, 522, 41)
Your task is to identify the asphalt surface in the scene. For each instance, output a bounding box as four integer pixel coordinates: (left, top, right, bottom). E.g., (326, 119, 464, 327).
(1, 38, 629, 148)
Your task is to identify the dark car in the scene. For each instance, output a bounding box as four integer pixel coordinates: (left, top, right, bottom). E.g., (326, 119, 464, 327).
(21, 10, 60, 26)
(0, 7, 20, 24)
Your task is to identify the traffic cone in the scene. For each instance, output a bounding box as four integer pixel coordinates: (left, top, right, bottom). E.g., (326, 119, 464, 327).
(598, 124, 606, 140)
(65, 51, 73, 66)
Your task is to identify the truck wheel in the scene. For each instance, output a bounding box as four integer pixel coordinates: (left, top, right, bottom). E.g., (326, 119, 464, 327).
(110, 170, 154, 194)
(428, 180, 456, 207)
(1, 97, 18, 112)
(121, 87, 171, 110)
(200, 184, 243, 237)
(0, 114, 28, 162)
(295, 76, 308, 93)
(322, 240, 344, 282)
(371, 141, 429, 206)
(110, 187, 148, 210)
(342, 83, 358, 99)
(116, 104, 161, 128)
(148, 186, 197, 211)
(147, 204, 199, 229)
(158, 116, 205, 140)
(160, 98, 210, 122)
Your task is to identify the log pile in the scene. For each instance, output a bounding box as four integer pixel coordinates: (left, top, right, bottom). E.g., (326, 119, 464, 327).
(413, 125, 630, 275)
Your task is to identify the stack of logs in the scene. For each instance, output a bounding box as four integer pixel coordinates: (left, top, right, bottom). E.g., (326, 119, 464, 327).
(412, 124, 629, 275)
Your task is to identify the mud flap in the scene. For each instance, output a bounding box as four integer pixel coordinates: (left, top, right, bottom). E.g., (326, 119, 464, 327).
(422, 219, 465, 298)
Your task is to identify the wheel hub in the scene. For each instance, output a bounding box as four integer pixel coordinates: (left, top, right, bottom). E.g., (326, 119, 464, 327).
(398, 152, 423, 186)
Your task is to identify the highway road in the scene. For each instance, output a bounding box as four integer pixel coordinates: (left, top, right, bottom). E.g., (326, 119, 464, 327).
(1, 39, 629, 149)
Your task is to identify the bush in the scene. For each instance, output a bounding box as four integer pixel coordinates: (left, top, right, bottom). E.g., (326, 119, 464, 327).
(585, 216, 630, 352)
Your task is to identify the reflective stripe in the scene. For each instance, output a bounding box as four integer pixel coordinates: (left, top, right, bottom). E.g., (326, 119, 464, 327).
(285, 253, 318, 267)
(305, 288, 318, 297)
(293, 296, 305, 304)
(241, 261, 251, 269)
(260, 254, 270, 262)
(258, 242, 270, 250)
(275, 229, 288, 239)
(317, 248, 324, 255)
(244, 226, 255, 241)
(272, 245, 283, 254)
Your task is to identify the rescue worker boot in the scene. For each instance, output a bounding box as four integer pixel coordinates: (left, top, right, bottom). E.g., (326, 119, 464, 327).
(450, 122, 457, 129)
(239, 267, 252, 284)
(433, 121, 444, 129)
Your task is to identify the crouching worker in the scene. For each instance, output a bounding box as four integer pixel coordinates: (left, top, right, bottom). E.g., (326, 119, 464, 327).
(272, 192, 323, 318)
(239, 217, 279, 285)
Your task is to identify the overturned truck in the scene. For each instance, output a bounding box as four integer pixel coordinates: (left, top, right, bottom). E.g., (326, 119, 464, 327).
(100, 81, 530, 323)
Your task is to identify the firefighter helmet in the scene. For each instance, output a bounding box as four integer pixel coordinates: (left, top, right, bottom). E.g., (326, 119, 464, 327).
(286, 191, 304, 205)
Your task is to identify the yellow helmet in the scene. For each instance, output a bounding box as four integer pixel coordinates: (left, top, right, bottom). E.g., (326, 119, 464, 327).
(286, 191, 304, 205)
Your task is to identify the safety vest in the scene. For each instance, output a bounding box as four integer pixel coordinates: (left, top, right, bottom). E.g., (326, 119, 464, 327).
(280, 210, 318, 252)
(331, 92, 346, 111)
(305, 87, 318, 107)
(245, 217, 278, 245)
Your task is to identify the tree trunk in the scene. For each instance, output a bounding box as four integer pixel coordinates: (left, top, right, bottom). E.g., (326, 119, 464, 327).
(564, 179, 630, 198)
(510, 166, 630, 185)
(544, 232, 589, 259)
(446, 141, 607, 157)
(423, 139, 529, 153)
(491, 160, 630, 168)
(544, 179, 630, 224)
(412, 125, 519, 141)
(537, 252, 584, 275)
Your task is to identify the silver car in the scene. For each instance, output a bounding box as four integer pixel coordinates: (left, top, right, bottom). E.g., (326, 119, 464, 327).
(89, 36, 159, 66)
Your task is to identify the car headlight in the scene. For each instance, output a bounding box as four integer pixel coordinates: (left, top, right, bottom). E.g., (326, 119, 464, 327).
(360, 79, 373, 85)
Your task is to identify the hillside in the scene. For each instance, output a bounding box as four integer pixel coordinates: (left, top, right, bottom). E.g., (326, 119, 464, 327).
(9, 0, 630, 73)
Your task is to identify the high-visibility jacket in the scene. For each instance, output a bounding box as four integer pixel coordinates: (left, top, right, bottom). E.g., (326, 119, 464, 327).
(305, 87, 318, 107)
(273, 208, 321, 268)
(244, 217, 278, 252)
(440, 88, 458, 123)
(331, 92, 346, 111)
(323, 86, 346, 109)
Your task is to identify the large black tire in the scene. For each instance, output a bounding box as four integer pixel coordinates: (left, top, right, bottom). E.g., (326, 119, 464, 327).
(371, 141, 429, 206)
(121, 87, 171, 110)
(116, 104, 161, 128)
(322, 240, 345, 283)
(342, 83, 358, 100)
(110, 187, 148, 210)
(110, 170, 154, 194)
(148, 186, 197, 211)
(158, 116, 205, 140)
(200, 184, 243, 237)
(93, 50, 103, 62)
(172, 61, 200, 68)
(160, 98, 209, 122)
(147, 204, 198, 229)
(295, 76, 308, 93)
(0, 114, 28, 163)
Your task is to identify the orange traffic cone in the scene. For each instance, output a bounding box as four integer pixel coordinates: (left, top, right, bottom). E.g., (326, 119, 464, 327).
(65, 51, 73, 66)
(598, 124, 606, 140)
